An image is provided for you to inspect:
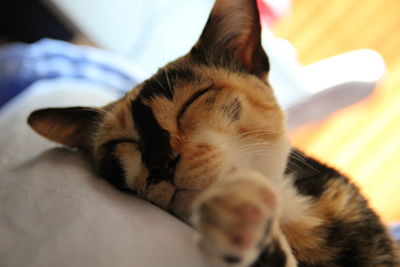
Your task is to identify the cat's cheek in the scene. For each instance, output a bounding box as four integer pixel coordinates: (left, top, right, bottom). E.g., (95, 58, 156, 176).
(115, 144, 147, 193)
(174, 144, 225, 190)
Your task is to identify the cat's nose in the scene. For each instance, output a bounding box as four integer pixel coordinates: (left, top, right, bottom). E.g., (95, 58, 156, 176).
(147, 165, 171, 184)
(147, 155, 181, 185)
(168, 155, 181, 169)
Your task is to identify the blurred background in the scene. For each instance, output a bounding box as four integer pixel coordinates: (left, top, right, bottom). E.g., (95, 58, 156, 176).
(0, 0, 399, 222)
(273, 0, 400, 222)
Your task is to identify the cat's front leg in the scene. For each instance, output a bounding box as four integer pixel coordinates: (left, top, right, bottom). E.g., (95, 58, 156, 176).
(192, 170, 296, 267)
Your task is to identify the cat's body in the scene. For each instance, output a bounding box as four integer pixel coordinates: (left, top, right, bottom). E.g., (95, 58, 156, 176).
(27, 0, 399, 266)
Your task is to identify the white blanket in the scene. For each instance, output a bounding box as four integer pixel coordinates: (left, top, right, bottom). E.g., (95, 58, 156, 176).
(0, 79, 209, 267)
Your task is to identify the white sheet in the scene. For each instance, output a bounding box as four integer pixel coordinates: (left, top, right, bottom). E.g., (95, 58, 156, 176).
(0, 79, 209, 267)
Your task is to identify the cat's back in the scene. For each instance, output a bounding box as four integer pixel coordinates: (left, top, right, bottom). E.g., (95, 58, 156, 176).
(278, 149, 400, 266)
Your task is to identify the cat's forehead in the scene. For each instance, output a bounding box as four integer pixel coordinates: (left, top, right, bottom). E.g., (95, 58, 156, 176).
(140, 65, 198, 101)
(130, 59, 266, 105)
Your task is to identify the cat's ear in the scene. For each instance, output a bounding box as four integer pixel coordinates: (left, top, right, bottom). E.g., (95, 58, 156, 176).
(27, 107, 104, 152)
(191, 0, 269, 78)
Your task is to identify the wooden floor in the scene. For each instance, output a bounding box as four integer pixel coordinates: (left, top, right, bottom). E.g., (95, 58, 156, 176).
(273, 0, 400, 222)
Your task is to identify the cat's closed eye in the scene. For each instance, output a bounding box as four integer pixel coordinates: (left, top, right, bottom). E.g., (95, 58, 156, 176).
(177, 87, 214, 120)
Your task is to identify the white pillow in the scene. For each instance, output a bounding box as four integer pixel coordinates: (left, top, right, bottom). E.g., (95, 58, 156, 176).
(0, 79, 208, 267)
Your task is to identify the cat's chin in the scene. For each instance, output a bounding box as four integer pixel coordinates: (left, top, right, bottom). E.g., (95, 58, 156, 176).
(230, 134, 291, 184)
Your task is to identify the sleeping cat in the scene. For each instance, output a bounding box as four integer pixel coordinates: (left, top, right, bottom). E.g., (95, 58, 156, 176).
(27, 0, 399, 266)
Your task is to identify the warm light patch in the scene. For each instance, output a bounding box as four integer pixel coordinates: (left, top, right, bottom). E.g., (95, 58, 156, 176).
(275, 0, 400, 222)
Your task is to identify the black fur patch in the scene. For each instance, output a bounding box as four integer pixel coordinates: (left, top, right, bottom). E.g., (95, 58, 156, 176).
(295, 215, 397, 266)
(328, 219, 366, 266)
(329, 216, 396, 266)
(97, 139, 137, 191)
(131, 98, 177, 186)
(253, 240, 287, 267)
(285, 149, 339, 198)
(141, 68, 195, 100)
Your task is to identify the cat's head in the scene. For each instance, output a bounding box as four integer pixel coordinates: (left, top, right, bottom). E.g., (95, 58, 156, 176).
(28, 0, 289, 218)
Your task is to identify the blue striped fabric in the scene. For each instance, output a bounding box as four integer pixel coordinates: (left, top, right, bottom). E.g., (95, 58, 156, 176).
(0, 39, 146, 108)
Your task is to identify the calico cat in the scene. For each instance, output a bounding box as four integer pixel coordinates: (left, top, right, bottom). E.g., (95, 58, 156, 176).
(27, 0, 399, 266)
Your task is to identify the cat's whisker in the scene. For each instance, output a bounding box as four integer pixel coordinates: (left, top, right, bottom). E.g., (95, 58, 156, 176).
(286, 160, 302, 171)
(164, 66, 174, 96)
(235, 129, 281, 136)
(208, 129, 282, 148)
(233, 130, 281, 141)
(236, 146, 274, 155)
(236, 147, 273, 155)
(288, 152, 320, 172)
(153, 76, 170, 96)
(219, 129, 280, 142)
(235, 142, 275, 150)
(214, 133, 280, 147)
(241, 150, 273, 156)
(285, 166, 298, 173)
(288, 152, 302, 161)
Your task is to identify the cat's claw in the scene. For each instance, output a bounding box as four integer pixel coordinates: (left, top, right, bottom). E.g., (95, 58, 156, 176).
(192, 173, 279, 267)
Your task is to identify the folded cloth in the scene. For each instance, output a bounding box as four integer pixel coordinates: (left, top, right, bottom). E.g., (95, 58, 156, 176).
(0, 38, 147, 108)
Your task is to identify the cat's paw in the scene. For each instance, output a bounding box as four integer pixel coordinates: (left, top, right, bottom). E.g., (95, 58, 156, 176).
(192, 172, 278, 267)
